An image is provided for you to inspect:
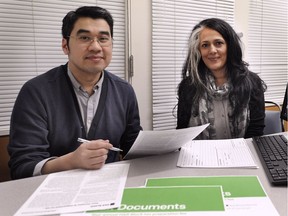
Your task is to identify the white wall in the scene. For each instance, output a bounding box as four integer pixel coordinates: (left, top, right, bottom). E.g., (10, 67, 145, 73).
(234, 0, 249, 60)
(130, 0, 153, 130)
(130, 0, 250, 130)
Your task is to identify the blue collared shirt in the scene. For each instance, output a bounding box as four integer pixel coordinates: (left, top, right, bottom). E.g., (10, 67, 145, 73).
(67, 68, 103, 134)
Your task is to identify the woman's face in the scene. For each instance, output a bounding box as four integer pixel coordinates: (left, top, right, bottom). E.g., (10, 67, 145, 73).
(199, 27, 227, 76)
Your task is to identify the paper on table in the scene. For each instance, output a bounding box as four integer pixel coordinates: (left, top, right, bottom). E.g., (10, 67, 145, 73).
(14, 163, 130, 216)
(145, 176, 279, 216)
(62, 186, 226, 216)
(124, 124, 209, 160)
(63, 176, 279, 216)
(177, 138, 258, 168)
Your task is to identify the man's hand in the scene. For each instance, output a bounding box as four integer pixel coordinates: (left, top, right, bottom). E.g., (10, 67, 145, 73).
(71, 139, 113, 169)
(42, 139, 113, 174)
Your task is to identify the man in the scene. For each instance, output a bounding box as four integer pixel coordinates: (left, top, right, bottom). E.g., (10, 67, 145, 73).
(8, 6, 142, 179)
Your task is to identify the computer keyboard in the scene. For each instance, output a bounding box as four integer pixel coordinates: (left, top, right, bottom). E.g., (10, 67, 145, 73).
(252, 134, 287, 186)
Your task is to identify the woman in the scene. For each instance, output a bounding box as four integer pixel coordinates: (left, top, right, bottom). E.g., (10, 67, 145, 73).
(177, 18, 266, 139)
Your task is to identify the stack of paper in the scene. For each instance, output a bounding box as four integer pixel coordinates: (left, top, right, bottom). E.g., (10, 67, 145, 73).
(78, 176, 279, 216)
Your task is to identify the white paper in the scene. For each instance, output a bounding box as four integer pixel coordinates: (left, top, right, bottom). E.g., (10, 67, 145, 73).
(15, 163, 130, 216)
(124, 124, 209, 160)
(61, 177, 279, 216)
(80, 196, 279, 216)
(177, 138, 258, 168)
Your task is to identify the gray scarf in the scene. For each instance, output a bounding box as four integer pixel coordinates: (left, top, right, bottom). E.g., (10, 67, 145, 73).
(189, 75, 249, 139)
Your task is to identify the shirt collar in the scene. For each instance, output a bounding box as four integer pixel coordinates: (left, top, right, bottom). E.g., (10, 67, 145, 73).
(67, 67, 104, 92)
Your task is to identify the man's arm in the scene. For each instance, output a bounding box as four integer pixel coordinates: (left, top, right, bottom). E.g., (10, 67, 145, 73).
(42, 140, 112, 174)
(120, 85, 142, 156)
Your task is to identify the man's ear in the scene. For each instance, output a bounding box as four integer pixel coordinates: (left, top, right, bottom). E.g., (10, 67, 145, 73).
(62, 38, 69, 54)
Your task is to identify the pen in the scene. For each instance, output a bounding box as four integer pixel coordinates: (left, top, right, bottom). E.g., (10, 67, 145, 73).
(77, 138, 123, 152)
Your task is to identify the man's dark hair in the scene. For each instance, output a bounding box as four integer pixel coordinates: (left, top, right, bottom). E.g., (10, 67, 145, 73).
(62, 6, 114, 41)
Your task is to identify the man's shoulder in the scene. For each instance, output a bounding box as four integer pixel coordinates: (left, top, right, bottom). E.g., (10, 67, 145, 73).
(26, 65, 67, 85)
(104, 70, 130, 86)
(35, 65, 67, 80)
(19, 65, 67, 95)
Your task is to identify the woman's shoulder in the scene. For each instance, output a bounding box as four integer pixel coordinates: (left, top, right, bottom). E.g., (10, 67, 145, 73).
(246, 70, 267, 92)
(247, 70, 261, 79)
(178, 77, 194, 94)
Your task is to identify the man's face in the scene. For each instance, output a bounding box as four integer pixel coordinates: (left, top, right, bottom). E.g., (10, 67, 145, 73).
(62, 17, 112, 76)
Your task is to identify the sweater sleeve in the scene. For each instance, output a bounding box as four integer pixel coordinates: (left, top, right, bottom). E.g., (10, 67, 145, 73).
(120, 85, 142, 156)
(176, 79, 193, 129)
(8, 81, 51, 179)
(244, 75, 266, 138)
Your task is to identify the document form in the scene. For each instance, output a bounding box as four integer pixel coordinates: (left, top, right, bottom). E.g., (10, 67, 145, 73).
(14, 163, 130, 216)
(177, 138, 258, 168)
(124, 124, 209, 160)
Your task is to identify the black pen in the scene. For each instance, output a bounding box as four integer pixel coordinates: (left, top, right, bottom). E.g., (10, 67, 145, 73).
(77, 138, 123, 152)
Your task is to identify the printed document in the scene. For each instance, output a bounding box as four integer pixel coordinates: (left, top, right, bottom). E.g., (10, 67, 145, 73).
(62, 176, 279, 216)
(63, 185, 226, 215)
(124, 124, 209, 159)
(145, 176, 279, 216)
(177, 138, 258, 168)
(15, 163, 130, 216)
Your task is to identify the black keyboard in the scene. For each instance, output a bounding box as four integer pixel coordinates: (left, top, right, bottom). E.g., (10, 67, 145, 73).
(252, 134, 287, 186)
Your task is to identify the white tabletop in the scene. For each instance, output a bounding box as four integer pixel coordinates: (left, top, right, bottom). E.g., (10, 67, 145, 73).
(0, 136, 287, 216)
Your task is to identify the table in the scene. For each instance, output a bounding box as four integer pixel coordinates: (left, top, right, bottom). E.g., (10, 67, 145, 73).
(0, 136, 287, 216)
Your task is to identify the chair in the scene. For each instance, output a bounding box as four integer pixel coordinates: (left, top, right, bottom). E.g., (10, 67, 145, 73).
(0, 136, 11, 182)
(264, 101, 284, 135)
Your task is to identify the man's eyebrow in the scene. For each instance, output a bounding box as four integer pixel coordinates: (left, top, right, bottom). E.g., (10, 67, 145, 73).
(76, 29, 111, 36)
(76, 29, 90, 35)
(98, 31, 111, 36)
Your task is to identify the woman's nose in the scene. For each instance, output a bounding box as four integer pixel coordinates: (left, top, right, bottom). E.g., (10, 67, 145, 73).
(209, 45, 217, 53)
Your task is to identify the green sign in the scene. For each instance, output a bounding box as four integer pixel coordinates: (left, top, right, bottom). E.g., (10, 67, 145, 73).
(146, 176, 266, 198)
(89, 186, 225, 213)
